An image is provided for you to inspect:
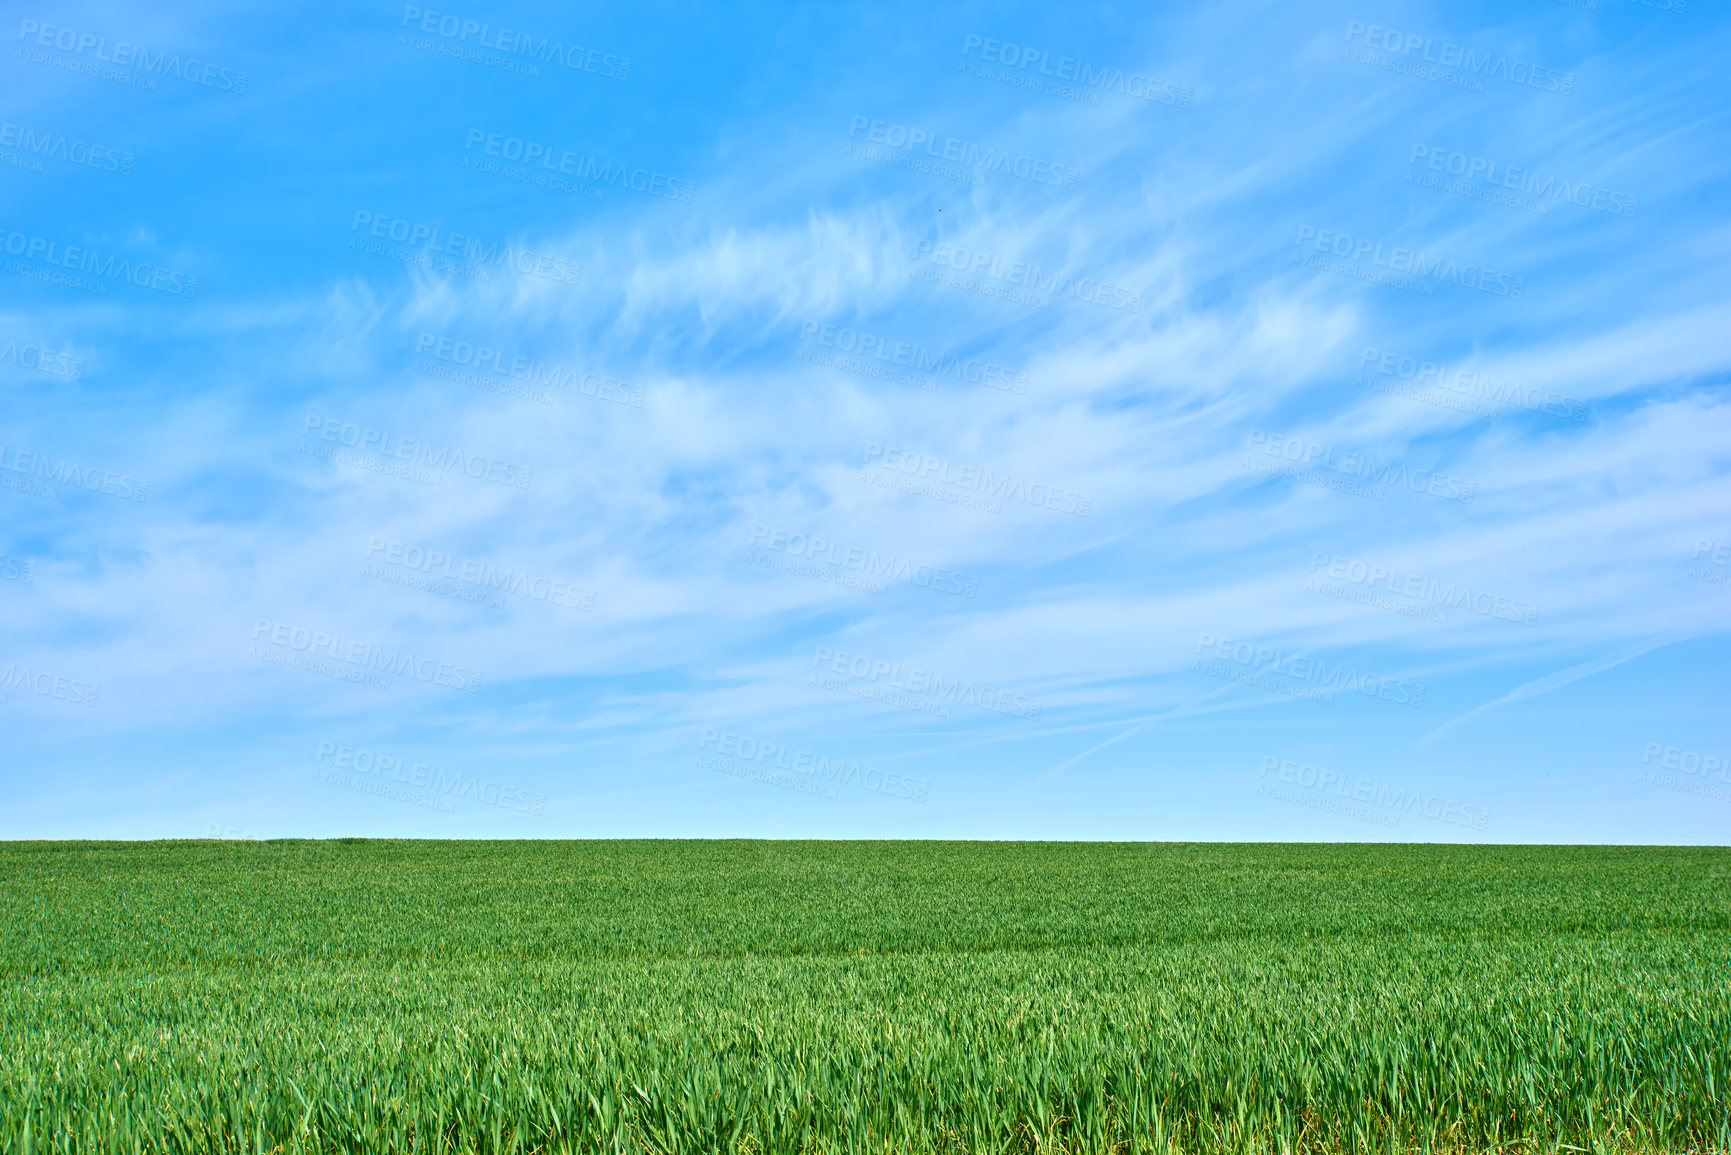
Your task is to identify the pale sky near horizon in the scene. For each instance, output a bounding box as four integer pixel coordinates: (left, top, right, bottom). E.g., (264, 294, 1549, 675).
(2, 0, 1727, 842)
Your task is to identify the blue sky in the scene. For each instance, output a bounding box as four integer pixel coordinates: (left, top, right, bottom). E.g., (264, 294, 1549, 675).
(1, 0, 1727, 842)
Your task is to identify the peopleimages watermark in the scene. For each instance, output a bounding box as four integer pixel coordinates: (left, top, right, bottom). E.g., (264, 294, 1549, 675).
(16, 19, 249, 94)
(1341, 22, 1574, 96)
(398, 6, 629, 80)
(413, 331, 643, 408)
(1193, 632, 1426, 708)
(1258, 756, 1490, 830)
(250, 618, 483, 694)
(348, 211, 582, 288)
(1244, 430, 1476, 504)
(911, 247, 1050, 310)
(697, 728, 929, 803)
(795, 320, 1028, 395)
(1407, 144, 1637, 219)
(0, 120, 131, 177)
(0, 554, 34, 584)
(1, 225, 199, 299)
(746, 541, 884, 594)
(845, 116, 1080, 190)
(1294, 226, 1525, 299)
(1258, 776, 1395, 828)
(462, 128, 694, 204)
(810, 659, 952, 719)
(300, 414, 533, 490)
(1306, 568, 1444, 625)
(811, 645, 1042, 720)
(1308, 553, 1539, 627)
(748, 525, 978, 598)
(862, 443, 1091, 517)
(313, 768, 452, 812)
(363, 538, 594, 612)
(958, 34, 1189, 109)
(0, 661, 99, 707)
(1689, 539, 1729, 588)
(0, 337, 83, 379)
(364, 555, 502, 608)
(1639, 741, 1731, 805)
(910, 240, 1140, 314)
(1358, 346, 1588, 424)
(0, 443, 149, 503)
(315, 739, 546, 815)
(206, 824, 264, 841)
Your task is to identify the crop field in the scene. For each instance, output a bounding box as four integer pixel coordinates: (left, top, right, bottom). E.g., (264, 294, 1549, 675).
(1, 841, 1727, 1154)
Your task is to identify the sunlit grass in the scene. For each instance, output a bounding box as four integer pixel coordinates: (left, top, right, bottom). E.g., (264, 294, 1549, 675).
(1, 840, 1726, 1153)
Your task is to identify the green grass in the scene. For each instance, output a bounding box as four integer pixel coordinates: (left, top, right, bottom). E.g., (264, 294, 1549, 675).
(1, 840, 1727, 1154)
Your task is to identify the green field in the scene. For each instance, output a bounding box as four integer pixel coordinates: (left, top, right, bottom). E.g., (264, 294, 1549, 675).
(1, 841, 1727, 1154)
